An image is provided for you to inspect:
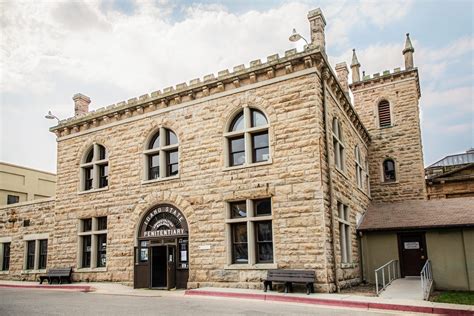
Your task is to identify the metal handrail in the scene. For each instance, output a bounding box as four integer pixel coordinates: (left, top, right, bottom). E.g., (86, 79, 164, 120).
(375, 259, 399, 296)
(421, 260, 433, 300)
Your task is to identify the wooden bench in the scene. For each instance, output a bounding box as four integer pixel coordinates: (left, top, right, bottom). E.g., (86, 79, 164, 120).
(263, 269, 315, 295)
(39, 267, 73, 284)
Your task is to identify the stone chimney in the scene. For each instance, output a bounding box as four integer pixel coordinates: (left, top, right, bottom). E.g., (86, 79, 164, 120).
(335, 62, 349, 96)
(73, 93, 91, 116)
(350, 49, 361, 82)
(307, 8, 326, 51)
(403, 33, 415, 70)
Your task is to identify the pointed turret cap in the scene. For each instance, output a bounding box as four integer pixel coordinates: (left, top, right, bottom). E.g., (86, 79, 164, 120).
(403, 33, 414, 54)
(351, 48, 360, 67)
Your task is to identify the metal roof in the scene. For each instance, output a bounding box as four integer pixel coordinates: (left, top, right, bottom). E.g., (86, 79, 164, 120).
(428, 149, 474, 168)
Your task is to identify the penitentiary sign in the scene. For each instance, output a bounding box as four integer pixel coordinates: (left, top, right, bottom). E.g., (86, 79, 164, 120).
(140, 204, 188, 238)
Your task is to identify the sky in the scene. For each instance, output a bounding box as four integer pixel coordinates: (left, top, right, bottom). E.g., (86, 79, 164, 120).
(0, 0, 473, 173)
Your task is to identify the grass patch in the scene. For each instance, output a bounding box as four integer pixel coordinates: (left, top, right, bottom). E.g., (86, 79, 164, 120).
(432, 291, 474, 305)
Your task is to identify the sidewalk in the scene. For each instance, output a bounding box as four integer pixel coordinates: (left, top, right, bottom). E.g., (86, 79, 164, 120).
(1, 280, 472, 315)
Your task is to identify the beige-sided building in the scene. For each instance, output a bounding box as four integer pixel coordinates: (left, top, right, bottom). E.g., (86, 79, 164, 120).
(0, 8, 471, 294)
(0, 162, 56, 206)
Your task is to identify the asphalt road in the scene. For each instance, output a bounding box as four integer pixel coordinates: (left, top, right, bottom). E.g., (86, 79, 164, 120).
(0, 288, 414, 316)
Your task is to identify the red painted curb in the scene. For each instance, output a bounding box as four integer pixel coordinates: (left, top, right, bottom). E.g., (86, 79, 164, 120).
(184, 290, 474, 315)
(0, 284, 92, 292)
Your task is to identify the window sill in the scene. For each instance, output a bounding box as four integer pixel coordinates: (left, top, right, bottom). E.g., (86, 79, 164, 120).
(0, 270, 9, 275)
(381, 180, 399, 185)
(334, 167, 348, 179)
(76, 267, 107, 273)
(224, 263, 277, 270)
(341, 263, 356, 269)
(356, 186, 371, 198)
(21, 269, 46, 274)
(223, 159, 272, 172)
(141, 175, 180, 185)
(78, 187, 109, 195)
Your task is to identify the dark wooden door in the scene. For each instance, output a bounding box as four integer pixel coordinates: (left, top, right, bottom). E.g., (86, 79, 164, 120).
(167, 245, 176, 289)
(151, 246, 167, 288)
(398, 233, 427, 277)
(134, 247, 150, 289)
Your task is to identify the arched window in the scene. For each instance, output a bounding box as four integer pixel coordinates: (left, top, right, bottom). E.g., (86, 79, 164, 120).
(332, 118, 344, 170)
(80, 143, 108, 191)
(144, 128, 179, 180)
(224, 108, 269, 167)
(383, 158, 396, 182)
(378, 100, 392, 128)
(355, 146, 363, 188)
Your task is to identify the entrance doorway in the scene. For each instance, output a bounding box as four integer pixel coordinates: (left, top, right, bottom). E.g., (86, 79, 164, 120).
(134, 204, 189, 290)
(151, 245, 176, 289)
(398, 233, 427, 277)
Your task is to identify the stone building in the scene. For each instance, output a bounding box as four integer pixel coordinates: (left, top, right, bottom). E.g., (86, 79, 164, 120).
(1, 8, 471, 293)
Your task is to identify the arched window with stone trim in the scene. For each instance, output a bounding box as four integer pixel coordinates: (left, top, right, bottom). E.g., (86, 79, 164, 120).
(80, 143, 108, 191)
(378, 100, 392, 128)
(382, 158, 396, 182)
(144, 127, 179, 181)
(224, 108, 269, 167)
(332, 118, 344, 170)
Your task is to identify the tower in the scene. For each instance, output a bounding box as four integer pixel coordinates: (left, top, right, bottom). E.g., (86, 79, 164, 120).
(350, 35, 426, 202)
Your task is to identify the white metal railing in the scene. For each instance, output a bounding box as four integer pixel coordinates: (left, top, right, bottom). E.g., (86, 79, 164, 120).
(375, 259, 399, 296)
(421, 260, 433, 300)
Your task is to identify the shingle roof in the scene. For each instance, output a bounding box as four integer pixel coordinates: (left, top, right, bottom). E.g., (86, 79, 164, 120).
(358, 197, 474, 231)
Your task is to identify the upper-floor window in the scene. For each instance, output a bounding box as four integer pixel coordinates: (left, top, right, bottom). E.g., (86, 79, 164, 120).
(332, 118, 344, 170)
(224, 108, 270, 167)
(337, 202, 351, 264)
(144, 128, 179, 181)
(7, 195, 19, 205)
(378, 100, 392, 128)
(355, 146, 363, 188)
(80, 144, 108, 191)
(383, 158, 396, 182)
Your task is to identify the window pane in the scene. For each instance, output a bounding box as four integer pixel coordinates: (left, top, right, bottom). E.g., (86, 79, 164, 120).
(229, 136, 245, 166)
(97, 216, 107, 230)
(252, 132, 269, 163)
(251, 109, 267, 127)
(257, 243, 273, 263)
(97, 234, 107, 268)
(256, 221, 272, 241)
(140, 240, 149, 262)
(255, 198, 271, 216)
(232, 223, 248, 264)
(166, 129, 178, 145)
(82, 236, 91, 268)
(254, 148, 269, 163)
(27, 240, 35, 269)
(84, 167, 93, 190)
(98, 145, 107, 160)
(252, 132, 268, 148)
(256, 221, 273, 263)
(149, 154, 160, 179)
(99, 165, 108, 188)
(85, 148, 94, 163)
(149, 132, 160, 149)
(230, 201, 247, 218)
(2, 243, 10, 271)
(167, 150, 179, 177)
(39, 240, 47, 269)
(7, 195, 19, 205)
(83, 218, 92, 232)
(230, 112, 244, 131)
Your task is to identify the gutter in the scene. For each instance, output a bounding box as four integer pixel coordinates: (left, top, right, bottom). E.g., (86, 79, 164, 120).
(321, 67, 340, 293)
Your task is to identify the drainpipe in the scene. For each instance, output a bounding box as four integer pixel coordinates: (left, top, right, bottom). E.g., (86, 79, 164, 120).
(321, 66, 341, 293)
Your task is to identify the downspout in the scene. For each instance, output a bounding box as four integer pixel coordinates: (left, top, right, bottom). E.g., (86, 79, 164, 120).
(321, 66, 340, 293)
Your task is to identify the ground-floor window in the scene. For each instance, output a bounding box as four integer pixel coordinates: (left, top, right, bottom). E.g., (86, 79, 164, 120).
(337, 202, 351, 263)
(226, 198, 274, 265)
(78, 216, 107, 269)
(23, 236, 48, 271)
(0, 241, 11, 271)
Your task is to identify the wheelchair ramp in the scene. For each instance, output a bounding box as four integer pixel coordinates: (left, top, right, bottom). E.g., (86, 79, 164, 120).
(379, 277, 423, 300)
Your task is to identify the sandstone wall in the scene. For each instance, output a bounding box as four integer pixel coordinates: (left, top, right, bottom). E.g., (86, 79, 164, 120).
(0, 199, 55, 281)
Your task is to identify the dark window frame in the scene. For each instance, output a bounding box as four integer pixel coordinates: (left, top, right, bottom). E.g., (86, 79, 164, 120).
(383, 159, 397, 182)
(2, 243, 10, 271)
(7, 195, 19, 205)
(228, 135, 246, 167)
(26, 240, 35, 270)
(145, 128, 179, 180)
(378, 100, 392, 128)
(38, 239, 48, 270)
(231, 222, 248, 264)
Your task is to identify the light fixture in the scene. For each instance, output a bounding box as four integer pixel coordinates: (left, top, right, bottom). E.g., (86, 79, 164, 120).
(289, 28, 308, 45)
(45, 110, 60, 123)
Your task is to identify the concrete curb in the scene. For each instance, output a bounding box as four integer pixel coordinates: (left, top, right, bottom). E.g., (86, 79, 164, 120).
(0, 283, 93, 293)
(185, 290, 474, 315)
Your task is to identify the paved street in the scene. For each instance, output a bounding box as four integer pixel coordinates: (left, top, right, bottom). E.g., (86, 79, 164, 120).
(0, 288, 414, 316)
